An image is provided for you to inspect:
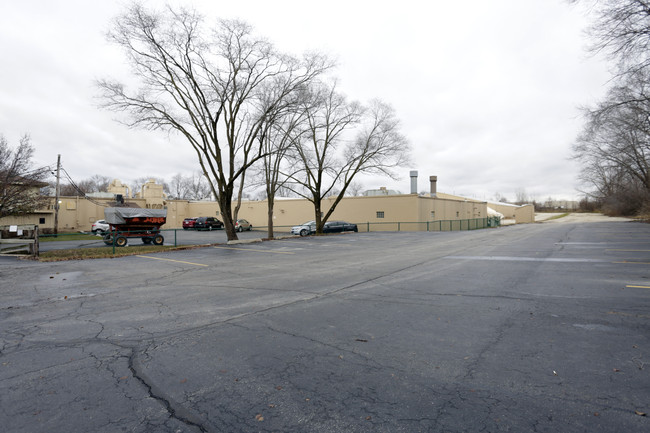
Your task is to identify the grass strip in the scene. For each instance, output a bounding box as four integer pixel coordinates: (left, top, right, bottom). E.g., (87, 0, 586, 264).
(39, 244, 187, 261)
(39, 233, 102, 242)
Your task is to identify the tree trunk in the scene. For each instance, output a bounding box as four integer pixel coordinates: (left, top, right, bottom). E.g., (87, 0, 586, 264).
(266, 197, 275, 239)
(314, 197, 323, 234)
(219, 196, 239, 241)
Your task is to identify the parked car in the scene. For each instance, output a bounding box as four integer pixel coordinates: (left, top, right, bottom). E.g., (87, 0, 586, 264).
(323, 221, 358, 233)
(182, 217, 197, 230)
(291, 221, 316, 237)
(291, 220, 358, 236)
(91, 219, 110, 234)
(194, 216, 223, 230)
(234, 219, 253, 232)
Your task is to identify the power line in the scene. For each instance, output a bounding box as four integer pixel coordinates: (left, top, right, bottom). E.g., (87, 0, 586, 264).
(59, 166, 111, 207)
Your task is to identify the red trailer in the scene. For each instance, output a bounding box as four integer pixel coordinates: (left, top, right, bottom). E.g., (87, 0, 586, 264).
(102, 207, 167, 247)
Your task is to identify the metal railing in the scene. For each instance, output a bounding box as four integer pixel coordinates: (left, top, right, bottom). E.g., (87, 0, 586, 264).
(262, 217, 501, 233)
(355, 217, 500, 232)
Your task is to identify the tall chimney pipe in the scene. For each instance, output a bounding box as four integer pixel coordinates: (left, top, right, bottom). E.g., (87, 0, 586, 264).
(410, 170, 418, 194)
(429, 175, 437, 196)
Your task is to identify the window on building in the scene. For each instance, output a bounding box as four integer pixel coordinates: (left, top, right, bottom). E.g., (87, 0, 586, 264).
(376, 211, 385, 218)
(39, 218, 45, 224)
(456, 211, 459, 217)
(430, 211, 435, 219)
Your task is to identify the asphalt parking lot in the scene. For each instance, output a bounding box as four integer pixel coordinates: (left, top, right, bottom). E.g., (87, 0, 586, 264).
(1, 216, 649, 432)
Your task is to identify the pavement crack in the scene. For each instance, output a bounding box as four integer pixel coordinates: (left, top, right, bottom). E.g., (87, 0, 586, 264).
(128, 346, 207, 433)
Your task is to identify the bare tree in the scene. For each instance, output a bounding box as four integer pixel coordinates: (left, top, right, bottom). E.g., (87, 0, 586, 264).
(346, 180, 364, 196)
(573, 72, 650, 214)
(572, 0, 650, 214)
(258, 110, 306, 238)
(169, 173, 190, 199)
(286, 82, 410, 233)
(573, 0, 650, 78)
(89, 175, 111, 192)
(58, 174, 112, 196)
(59, 183, 82, 196)
(168, 172, 212, 200)
(514, 188, 529, 205)
(98, 3, 331, 240)
(187, 171, 212, 200)
(492, 192, 508, 203)
(0, 134, 49, 218)
(131, 176, 170, 198)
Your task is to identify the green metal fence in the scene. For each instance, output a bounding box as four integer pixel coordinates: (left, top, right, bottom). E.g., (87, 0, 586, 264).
(264, 217, 501, 234)
(354, 217, 500, 232)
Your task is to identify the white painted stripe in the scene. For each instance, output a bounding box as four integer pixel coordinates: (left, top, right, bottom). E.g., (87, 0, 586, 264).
(444, 256, 604, 263)
(136, 255, 208, 267)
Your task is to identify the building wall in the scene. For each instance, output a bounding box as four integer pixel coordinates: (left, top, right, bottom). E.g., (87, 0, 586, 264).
(488, 202, 535, 223)
(514, 204, 535, 223)
(0, 211, 53, 228)
(2, 192, 491, 232)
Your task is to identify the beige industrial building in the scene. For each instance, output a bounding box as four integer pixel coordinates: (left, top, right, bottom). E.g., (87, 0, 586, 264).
(1, 174, 534, 233)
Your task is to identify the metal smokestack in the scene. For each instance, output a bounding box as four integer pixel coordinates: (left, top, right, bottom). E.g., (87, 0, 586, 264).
(429, 175, 437, 196)
(410, 171, 418, 194)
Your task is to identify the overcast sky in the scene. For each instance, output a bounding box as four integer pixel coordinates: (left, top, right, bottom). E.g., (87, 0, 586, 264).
(1, 0, 610, 202)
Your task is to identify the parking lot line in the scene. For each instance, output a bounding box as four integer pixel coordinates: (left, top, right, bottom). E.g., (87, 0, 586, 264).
(626, 285, 650, 289)
(135, 255, 208, 267)
(213, 246, 295, 254)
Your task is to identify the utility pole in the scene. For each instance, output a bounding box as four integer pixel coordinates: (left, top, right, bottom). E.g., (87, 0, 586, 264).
(54, 154, 60, 236)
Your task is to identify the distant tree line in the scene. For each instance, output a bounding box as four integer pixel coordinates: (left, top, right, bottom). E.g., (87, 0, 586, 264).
(56, 171, 212, 201)
(572, 0, 650, 216)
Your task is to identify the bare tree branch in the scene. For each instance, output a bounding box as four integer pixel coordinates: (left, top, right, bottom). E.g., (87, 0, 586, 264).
(285, 81, 410, 232)
(98, 3, 332, 240)
(0, 134, 50, 218)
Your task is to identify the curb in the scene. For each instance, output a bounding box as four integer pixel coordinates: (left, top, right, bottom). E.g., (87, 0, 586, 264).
(227, 238, 263, 245)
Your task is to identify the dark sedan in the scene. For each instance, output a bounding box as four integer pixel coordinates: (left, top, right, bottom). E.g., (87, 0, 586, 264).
(194, 217, 224, 230)
(322, 221, 358, 233)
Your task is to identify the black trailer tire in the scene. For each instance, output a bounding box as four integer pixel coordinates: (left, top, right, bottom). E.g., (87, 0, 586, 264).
(115, 236, 128, 247)
(153, 234, 164, 245)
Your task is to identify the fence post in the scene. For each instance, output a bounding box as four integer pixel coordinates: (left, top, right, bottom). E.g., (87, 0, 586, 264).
(33, 226, 40, 257)
(174, 229, 177, 246)
(33, 225, 39, 257)
(367, 222, 370, 232)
